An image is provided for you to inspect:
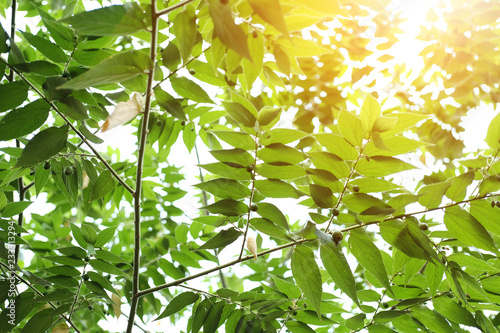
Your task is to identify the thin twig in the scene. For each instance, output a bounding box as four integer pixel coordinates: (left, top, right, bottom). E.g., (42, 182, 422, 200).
(155, 0, 196, 17)
(69, 264, 87, 320)
(0, 58, 135, 195)
(126, 0, 158, 331)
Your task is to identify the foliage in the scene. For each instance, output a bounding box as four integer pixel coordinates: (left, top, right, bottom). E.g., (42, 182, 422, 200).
(0, 0, 500, 332)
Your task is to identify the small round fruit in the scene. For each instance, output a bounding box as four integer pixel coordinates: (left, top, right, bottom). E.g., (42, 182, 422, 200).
(292, 310, 297, 316)
(88, 305, 93, 311)
(44, 161, 51, 170)
(332, 208, 340, 217)
(189, 69, 196, 75)
(82, 274, 89, 281)
(250, 204, 258, 212)
(491, 201, 496, 208)
(496, 174, 500, 181)
(64, 166, 74, 176)
(496, 201, 500, 208)
(246, 165, 254, 173)
(382, 302, 389, 309)
(332, 230, 343, 244)
(419, 223, 429, 231)
(181, 121, 186, 126)
(303, 303, 308, 309)
(84, 256, 90, 263)
(252, 31, 258, 38)
(352, 185, 360, 193)
(156, 119, 162, 126)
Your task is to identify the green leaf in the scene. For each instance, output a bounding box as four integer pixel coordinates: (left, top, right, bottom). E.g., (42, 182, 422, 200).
(478, 175, 500, 196)
(486, 112, 500, 149)
(200, 163, 252, 181)
(250, 218, 292, 241)
(308, 152, 350, 179)
(364, 136, 428, 157)
(349, 178, 402, 193)
(154, 87, 186, 121)
(349, 229, 392, 295)
(161, 43, 181, 71)
(60, 50, 151, 90)
(211, 130, 255, 150)
(314, 133, 358, 161)
(254, 179, 304, 199)
(1, 201, 32, 217)
(372, 116, 398, 133)
(320, 242, 359, 306)
(170, 75, 213, 103)
(292, 245, 322, 316)
(203, 301, 225, 333)
(470, 200, 500, 236)
(203, 199, 248, 216)
(89, 259, 128, 276)
(79, 121, 104, 144)
(343, 193, 393, 214)
(360, 95, 381, 134)
(256, 164, 306, 180)
(433, 297, 478, 327)
(0, 81, 29, 112)
(257, 143, 305, 165)
(15, 126, 68, 168)
(410, 306, 454, 333)
(271, 275, 301, 299)
(62, 3, 148, 36)
(21, 31, 68, 63)
(59, 97, 89, 120)
(260, 128, 308, 146)
(210, 148, 254, 167)
(192, 298, 212, 333)
(81, 224, 97, 244)
(380, 220, 432, 261)
(223, 101, 256, 127)
(257, 202, 288, 230)
(94, 227, 117, 248)
(20, 308, 54, 333)
(418, 181, 451, 209)
(0, 99, 50, 140)
(257, 106, 281, 127)
(444, 206, 496, 252)
(286, 321, 316, 333)
(89, 170, 115, 202)
(197, 227, 242, 250)
(195, 178, 251, 200)
(155, 292, 199, 320)
(172, 5, 198, 62)
(209, 0, 251, 60)
(338, 111, 363, 147)
(309, 184, 334, 208)
(356, 156, 415, 177)
(346, 313, 366, 330)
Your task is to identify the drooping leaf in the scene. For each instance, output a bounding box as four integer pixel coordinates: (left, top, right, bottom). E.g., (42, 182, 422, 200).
(410, 306, 454, 333)
(196, 227, 242, 250)
(360, 94, 381, 134)
(260, 128, 308, 146)
(0, 81, 29, 112)
(256, 202, 289, 230)
(250, 218, 292, 241)
(338, 111, 364, 147)
(470, 200, 500, 236)
(0, 100, 50, 141)
(254, 179, 304, 199)
(321, 242, 359, 306)
(1, 201, 32, 218)
(154, 87, 186, 121)
(249, 0, 288, 35)
(208, 0, 251, 59)
(171, 6, 198, 62)
(15, 126, 68, 168)
(380, 220, 432, 261)
(432, 297, 478, 327)
(356, 156, 415, 177)
(308, 152, 350, 179)
(60, 50, 151, 90)
(21, 31, 68, 63)
(314, 133, 358, 161)
(486, 112, 500, 149)
(155, 292, 199, 321)
(291, 245, 322, 316)
(309, 184, 334, 208)
(444, 206, 496, 252)
(257, 143, 305, 165)
(349, 229, 392, 295)
(223, 101, 256, 127)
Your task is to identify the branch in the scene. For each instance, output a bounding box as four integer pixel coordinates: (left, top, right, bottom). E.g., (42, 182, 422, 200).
(137, 192, 498, 298)
(155, 0, 197, 17)
(126, 0, 158, 331)
(0, 262, 81, 333)
(0, 58, 135, 195)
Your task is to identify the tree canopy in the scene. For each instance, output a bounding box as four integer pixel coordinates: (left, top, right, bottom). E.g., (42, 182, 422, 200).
(1, 0, 500, 332)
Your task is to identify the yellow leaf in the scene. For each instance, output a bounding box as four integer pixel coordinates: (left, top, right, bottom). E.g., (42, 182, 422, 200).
(360, 94, 381, 134)
(249, 0, 288, 36)
(247, 236, 257, 260)
(112, 293, 122, 318)
(101, 92, 143, 132)
(51, 323, 69, 333)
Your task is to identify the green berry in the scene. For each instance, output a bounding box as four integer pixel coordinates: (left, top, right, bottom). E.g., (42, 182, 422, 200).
(250, 204, 258, 212)
(352, 185, 360, 193)
(292, 310, 297, 316)
(82, 274, 89, 281)
(382, 302, 389, 309)
(419, 223, 429, 231)
(44, 161, 51, 169)
(88, 305, 93, 311)
(491, 201, 496, 208)
(332, 208, 340, 216)
(64, 166, 74, 176)
(181, 121, 186, 126)
(189, 69, 196, 75)
(156, 119, 162, 126)
(84, 256, 90, 263)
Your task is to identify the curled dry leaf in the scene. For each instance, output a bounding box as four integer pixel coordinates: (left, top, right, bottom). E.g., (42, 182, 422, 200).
(247, 236, 257, 260)
(51, 323, 70, 333)
(101, 92, 144, 132)
(82, 172, 89, 189)
(111, 293, 122, 318)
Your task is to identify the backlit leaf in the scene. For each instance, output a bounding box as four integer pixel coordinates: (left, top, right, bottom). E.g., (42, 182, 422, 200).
(249, 0, 288, 35)
(360, 94, 381, 134)
(89, 170, 115, 201)
(203, 199, 248, 216)
(195, 178, 251, 200)
(292, 245, 322, 316)
(486, 112, 500, 149)
(196, 227, 242, 250)
(254, 179, 304, 199)
(356, 156, 415, 177)
(155, 292, 199, 320)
